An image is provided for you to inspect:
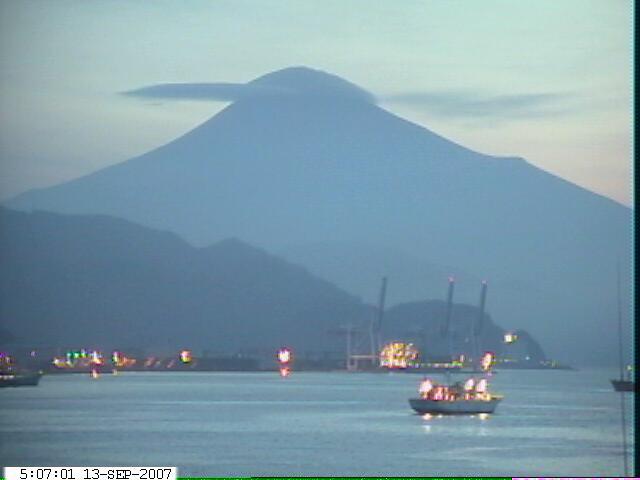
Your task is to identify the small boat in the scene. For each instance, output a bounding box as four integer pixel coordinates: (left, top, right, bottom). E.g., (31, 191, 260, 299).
(610, 379, 634, 392)
(611, 365, 635, 393)
(0, 370, 43, 387)
(409, 376, 502, 415)
(409, 396, 503, 415)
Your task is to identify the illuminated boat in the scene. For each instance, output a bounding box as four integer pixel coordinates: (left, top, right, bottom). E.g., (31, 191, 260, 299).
(409, 376, 503, 415)
(409, 396, 502, 415)
(0, 370, 43, 387)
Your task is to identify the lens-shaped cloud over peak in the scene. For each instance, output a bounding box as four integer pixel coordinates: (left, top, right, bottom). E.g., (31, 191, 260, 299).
(123, 66, 376, 104)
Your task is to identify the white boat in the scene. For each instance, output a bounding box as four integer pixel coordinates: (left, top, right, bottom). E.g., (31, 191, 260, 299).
(409, 396, 502, 414)
(408, 376, 502, 415)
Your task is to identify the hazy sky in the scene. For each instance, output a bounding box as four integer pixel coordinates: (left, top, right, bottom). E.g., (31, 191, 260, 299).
(0, 0, 632, 205)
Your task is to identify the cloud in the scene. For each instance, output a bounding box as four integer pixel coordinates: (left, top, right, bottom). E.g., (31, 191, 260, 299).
(122, 67, 377, 104)
(123, 74, 569, 123)
(121, 81, 371, 103)
(122, 83, 280, 102)
(382, 91, 573, 121)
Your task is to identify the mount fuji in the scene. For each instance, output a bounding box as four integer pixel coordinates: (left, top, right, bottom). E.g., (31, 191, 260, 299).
(6, 67, 631, 365)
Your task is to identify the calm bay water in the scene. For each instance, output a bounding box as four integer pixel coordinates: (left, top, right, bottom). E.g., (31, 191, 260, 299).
(0, 369, 634, 477)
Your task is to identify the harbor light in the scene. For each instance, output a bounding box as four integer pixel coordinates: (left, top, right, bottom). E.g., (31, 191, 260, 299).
(90, 350, 103, 365)
(52, 358, 66, 368)
(380, 342, 420, 369)
(277, 348, 292, 364)
(180, 350, 192, 363)
(277, 348, 293, 376)
(504, 332, 518, 343)
(111, 351, 136, 368)
(481, 351, 494, 371)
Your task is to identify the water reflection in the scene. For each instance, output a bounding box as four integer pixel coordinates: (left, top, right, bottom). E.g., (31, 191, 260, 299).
(420, 413, 491, 436)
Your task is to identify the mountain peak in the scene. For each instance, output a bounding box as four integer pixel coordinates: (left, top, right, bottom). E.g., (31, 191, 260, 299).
(248, 66, 376, 104)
